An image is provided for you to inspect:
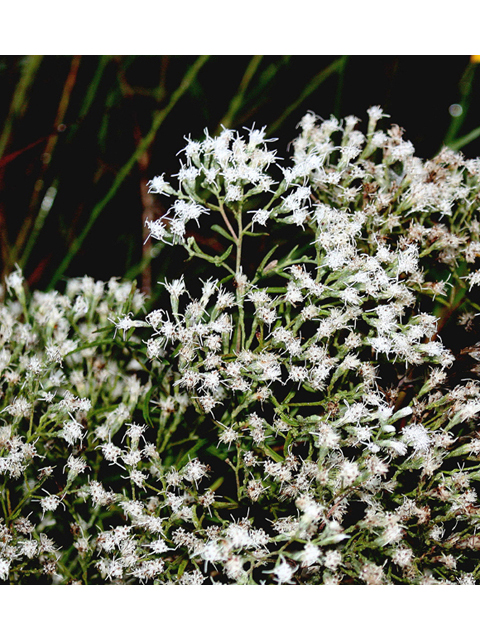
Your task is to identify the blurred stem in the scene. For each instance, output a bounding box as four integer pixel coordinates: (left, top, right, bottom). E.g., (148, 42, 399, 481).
(266, 56, 349, 134)
(446, 125, 480, 152)
(19, 59, 112, 278)
(0, 56, 43, 160)
(217, 55, 263, 131)
(0, 56, 43, 273)
(232, 57, 291, 127)
(124, 243, 162, 283)
(433, 283, 468, 339)
(333, 55, 347, 118)
(236, 208, 243, 274)
(443, 60, 478, 148)
(47, 55, 209, 290)
(20, 180, 58, 272)
(13, 56, 82, 271)
(78, 56, 111, 121)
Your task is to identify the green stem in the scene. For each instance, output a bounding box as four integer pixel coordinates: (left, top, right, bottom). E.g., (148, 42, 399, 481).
(236, 208, 243, 275)
(234, 205, 245, 352)
(9, 476, 48, 521)
(0, 56, 43, 160)
(443, 61, 477, 148)
(218, 201, 238, 241)
(218, 55, 263, 131)
(266, 56, 348, 134)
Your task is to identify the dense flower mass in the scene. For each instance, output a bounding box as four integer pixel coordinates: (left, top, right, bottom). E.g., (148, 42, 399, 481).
(2, 109, 480, 584)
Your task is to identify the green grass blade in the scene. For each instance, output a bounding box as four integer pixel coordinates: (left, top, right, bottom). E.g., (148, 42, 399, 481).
(78, 56, 111, 122)
(19, 181, 58, 270)
(228, 56, 291, 128)
(266, 56, 349, 134)
(0, 55, 43, 160)
(443, 60, 478, 148)
(446, 125, 480, 151)
(217, 55, 263, 131)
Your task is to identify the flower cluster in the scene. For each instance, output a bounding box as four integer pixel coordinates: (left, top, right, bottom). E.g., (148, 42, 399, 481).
(2, 109, 480, 584)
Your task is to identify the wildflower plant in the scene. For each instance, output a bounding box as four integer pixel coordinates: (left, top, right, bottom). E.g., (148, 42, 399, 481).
(2, 108, 480, 584)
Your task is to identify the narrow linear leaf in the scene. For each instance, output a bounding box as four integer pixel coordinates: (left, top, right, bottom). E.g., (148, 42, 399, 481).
(211, 224, 236, 243)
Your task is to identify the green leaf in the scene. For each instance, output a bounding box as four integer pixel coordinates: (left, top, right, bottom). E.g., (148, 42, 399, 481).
(205, 444, 228, 460)
(208, 476, 224, 492)
(255, 245, 279, 277)
(176, 439, 209, 468)
(63, 338, 114, 356)
(260, 443, 284, 463)
(213, 243, 233, 265)
(177, 559, 188, 579)
(142, 385, 155, 428)
(212, 500, 239, 510)
(188, 236, 233, 266)
(211, 224, 236, 243)
(243, 230, 269, 237)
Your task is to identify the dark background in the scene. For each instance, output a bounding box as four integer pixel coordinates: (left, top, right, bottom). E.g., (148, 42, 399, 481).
(0, 55, 478, 297)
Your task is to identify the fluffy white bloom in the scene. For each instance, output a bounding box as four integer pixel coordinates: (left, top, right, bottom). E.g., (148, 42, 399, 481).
(466, 270, 480, 289)
(147, 174, 172, 194)
(403, 424, 431, 453)
(145, 217, 171, 242)
(270, 558, 296, 584)
(61, 416, 84, 446)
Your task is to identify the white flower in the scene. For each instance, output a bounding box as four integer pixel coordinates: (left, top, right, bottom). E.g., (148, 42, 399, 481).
(270, 558, 296, 584)
(109, 313, 142, 340)
(300, 543, 322, 567)
(338, 460, 360, 485)
(145, 217, 171, 243)
(466, 270, 480, 289)
(5, 266, 24, 296)
(40, 492, 63, 515)
(147, 174, 172, 194)
(164, 276, 186, 299)
(251, 209, 270, 227)
(173, 199, 208, 225)
(61, 416, 84, 446)
(182, 458, 209, 485)
(6, 397, 32, 418)
(0, 558, 11, 581)
(65, 455, 88, 480)
(403, 424, 431, 453)
(367, 105, 388, 126)
(324, 549, 342, 571)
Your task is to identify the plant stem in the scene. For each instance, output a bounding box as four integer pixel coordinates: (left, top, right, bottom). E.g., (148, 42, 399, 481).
(217, 55, 263, 131)
(218, 201, 238, 241)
